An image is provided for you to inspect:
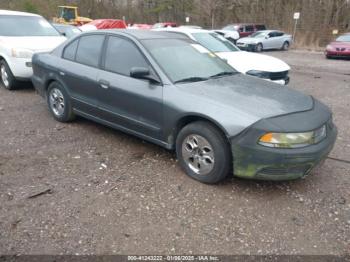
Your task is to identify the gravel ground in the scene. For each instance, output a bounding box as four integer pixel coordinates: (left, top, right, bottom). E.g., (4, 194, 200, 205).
(0, 50, 349, 255)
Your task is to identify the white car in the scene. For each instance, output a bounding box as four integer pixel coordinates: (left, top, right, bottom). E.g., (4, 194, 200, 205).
(213, 29, 240, 43)
(237, 30, 293, 52)
(0, 10, 66, 90)
(154, 28, 291, 85)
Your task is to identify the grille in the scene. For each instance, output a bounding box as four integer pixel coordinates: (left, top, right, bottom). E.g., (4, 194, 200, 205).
(269, 71, 289, 80)
(336, 48, 346, 51)
(258, 165, 311, 176)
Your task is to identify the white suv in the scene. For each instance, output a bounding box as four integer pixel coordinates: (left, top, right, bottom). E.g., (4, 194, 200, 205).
(0, 10, 66, 90)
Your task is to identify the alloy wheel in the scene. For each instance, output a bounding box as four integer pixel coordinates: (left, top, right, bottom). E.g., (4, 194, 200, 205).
(49, 88, 65, 117)
(1, 65, 9, 88)
(181, 134, 215, 175)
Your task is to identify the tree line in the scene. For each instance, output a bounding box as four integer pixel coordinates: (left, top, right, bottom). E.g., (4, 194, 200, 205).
(1, 0, 350, 48)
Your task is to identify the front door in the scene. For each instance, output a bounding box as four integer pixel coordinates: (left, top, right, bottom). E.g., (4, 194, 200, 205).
(97, 35, 163, 140)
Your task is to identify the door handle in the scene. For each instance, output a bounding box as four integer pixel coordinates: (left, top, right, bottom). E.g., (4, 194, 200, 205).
(98, 79, 110, 89)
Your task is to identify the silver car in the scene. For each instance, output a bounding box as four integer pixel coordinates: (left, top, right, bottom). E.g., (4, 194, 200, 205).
(237, 30, 292, 52)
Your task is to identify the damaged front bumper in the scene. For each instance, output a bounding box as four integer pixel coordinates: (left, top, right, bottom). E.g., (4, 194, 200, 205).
(230, 101, 337, 181)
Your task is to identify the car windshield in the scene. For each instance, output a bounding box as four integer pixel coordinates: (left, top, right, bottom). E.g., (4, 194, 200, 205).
(142, 38, 236, 83)
(250, 32, 266, 38)
(192, 32, 240, 53)
(336, 35, 350, 42)
(0, 15, 60, 36)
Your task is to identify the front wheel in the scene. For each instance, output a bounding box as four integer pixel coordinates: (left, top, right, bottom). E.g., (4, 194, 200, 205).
(47, 82, 75, 122)
(176, 121, 232, 184)
(0, 60, 19, 90)
(255, 43, 263, 52)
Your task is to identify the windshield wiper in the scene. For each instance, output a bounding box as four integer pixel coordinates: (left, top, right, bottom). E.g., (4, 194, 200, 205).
(174, 77, 209, 84)
(209, 71, 237, 79)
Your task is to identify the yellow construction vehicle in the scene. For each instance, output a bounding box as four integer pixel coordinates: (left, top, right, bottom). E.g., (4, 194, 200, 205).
(53, 6, 92, 26)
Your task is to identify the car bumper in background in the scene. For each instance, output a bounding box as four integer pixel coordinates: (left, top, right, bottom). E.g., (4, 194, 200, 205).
(7, 57, 33, 79)
(325, 50, 350, 58)
(230, 105, 337, 181)
(237, 43, 258, 51)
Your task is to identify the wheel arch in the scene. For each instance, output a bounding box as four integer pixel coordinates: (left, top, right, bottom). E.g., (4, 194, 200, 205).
(170, 114, 230, 149)
(44, 75, 71, 97)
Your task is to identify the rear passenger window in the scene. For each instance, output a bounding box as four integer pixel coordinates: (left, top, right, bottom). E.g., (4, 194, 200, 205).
(104, 36, 149, 76)
(76, 35, 105, 67)
(63, 39, 78, 61)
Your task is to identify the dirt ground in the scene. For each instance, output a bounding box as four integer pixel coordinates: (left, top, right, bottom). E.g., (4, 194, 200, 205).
(0, 50, 349, 255)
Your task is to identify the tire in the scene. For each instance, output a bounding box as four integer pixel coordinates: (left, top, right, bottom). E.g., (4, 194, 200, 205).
(47, 81, 75, 122)
(281, 41, 290, 51)
(255, 43, 263, 52)
(0, 60, 19, 90)
(176, 121, 232, 184)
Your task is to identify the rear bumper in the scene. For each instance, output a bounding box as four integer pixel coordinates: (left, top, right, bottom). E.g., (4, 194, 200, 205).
(230, 103, 337, 181)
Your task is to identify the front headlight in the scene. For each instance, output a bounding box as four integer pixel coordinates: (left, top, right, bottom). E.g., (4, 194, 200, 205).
(326, 45, 334, 51)
(258, 125, 327, 148)
(11, 48, 34, 59)
(246, 70, 270, 79)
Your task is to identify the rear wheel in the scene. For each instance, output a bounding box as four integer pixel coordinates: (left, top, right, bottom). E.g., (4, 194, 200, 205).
(176, 121, 231, 184)
(0, 60, 19, 90)
(255, 43, 263, 52)
(47, 82, 75, 122)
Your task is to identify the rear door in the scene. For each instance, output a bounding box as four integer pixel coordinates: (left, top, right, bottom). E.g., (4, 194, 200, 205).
(59, 34, 105, 115)
(96, 35, 163, 140)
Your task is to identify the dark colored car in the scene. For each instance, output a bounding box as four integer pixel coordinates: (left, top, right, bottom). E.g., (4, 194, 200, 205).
(53, 23, 82, 39)
(325, 33, 350, 59)
(222, 23, 267, 38)
(32, 30, 337, 184)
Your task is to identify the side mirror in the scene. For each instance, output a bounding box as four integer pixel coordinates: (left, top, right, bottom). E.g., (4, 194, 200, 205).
(130, 67, 150, 78)
(130, 67, 160, 84)
(265, 35, 270, 39)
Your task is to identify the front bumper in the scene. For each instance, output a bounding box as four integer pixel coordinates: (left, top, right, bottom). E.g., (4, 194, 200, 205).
(7, 57, 33, 79)
(325, 50, 350, 58)
(237, 43, 257, 51)
(230, 102, 337, 181)
(246, 71, 290, 86)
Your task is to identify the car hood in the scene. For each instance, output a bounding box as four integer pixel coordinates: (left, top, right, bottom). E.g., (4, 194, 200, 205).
(329, 41, 350, 48)
(175, 74, 313, 122)
(0, 36, 66, 52)
(216, 51, 290, 73)
(237, 37, 261, 44)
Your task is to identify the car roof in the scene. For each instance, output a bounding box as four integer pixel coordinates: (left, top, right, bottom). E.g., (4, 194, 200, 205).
(95, 29, 188, 40)
(154, 27, 211, 35)
(0, 9, 40, 17)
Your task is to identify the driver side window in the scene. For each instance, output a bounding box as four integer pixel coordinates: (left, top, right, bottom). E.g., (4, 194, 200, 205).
(104, 36, 149, 76)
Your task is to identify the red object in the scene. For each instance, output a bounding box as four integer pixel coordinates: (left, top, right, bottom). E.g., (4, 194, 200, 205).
(223, 23, 266, 38)
(325, 33, 350, 58)
(131, 24, 152, 30)
(86, 19, 127, 29)
(152, 22, 177, 29)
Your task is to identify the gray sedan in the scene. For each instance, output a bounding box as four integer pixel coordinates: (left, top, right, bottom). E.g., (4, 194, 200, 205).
(237, 30, 293, 52)
(31, 30, 336, 184)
